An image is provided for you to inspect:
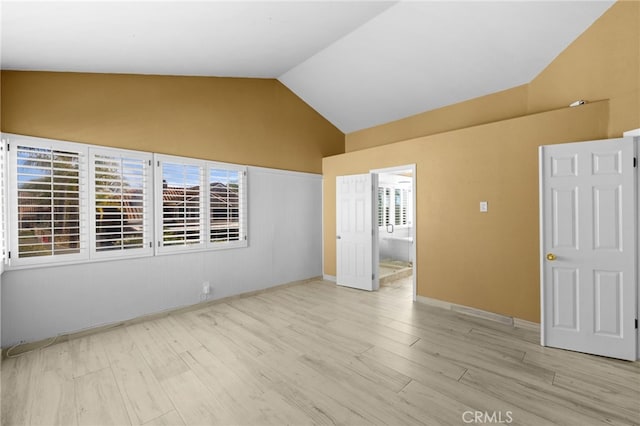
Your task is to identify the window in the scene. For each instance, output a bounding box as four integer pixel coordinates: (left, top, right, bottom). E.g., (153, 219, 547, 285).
(209, 167, 245, 244)
(5, 134, 248, 268)
(155, 155, 247, 254)
(394, 188, 409, 226)
(11, 139, 87, 265)
(377, 187, 385, 226)
(157, 156, 205, 251)
(378, 187, 392, 226)
(90, 148, 153, 258)
(378, 184, 411, 227)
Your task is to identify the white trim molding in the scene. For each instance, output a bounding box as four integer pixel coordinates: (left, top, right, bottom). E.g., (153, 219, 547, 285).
(416, 295, 540, 331)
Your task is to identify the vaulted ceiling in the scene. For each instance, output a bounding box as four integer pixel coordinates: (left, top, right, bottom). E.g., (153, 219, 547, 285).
(1, 1, 615, 133)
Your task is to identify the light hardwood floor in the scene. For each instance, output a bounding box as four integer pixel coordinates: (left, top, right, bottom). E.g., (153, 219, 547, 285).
(2, 277, 639, 426)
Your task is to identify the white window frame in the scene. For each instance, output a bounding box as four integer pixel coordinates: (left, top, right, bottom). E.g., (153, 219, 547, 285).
(154, 154, 207, 254)
(8, 135, 89, 267)
(90, 147, 154, 260)
(0, 138, 7, 274)
(207, 161, 247, 250)
(154, 154, 248, 255)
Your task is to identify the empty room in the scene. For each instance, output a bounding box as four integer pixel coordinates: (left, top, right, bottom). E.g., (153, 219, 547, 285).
(1, 1, 639, 425)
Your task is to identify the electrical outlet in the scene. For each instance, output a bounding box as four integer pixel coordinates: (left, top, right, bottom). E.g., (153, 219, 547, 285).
(202, 281, 211, 294)
(479, 201, 488, 212)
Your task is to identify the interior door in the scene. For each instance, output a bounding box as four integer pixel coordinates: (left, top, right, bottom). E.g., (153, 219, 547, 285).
(336, 174, 378, 291)
(540, 138, 637, 360)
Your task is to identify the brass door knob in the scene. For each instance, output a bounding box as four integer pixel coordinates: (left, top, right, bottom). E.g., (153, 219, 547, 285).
(546, 253, 557, 261)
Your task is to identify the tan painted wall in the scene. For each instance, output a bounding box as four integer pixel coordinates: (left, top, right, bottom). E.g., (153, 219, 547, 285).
(326, 1, 639, 323)
(346, 85, 529, 152)
(0, 71, 344, 174)
(527, 0, 640, 138)
(324, 102, 610, 322)
(346, 1, 639, 152)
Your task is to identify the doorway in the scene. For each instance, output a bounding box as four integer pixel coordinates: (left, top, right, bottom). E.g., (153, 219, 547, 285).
(372, 165, 416, 301)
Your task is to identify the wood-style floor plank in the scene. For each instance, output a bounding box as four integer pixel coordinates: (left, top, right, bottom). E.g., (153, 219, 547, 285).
(1, 350, 41, 426)
(142, 410, 184, 426)
(69, 335, 110, 379)
(29, 342, 77, 426)
(75, 368, 131, 426)
(2, 277, 639, 426)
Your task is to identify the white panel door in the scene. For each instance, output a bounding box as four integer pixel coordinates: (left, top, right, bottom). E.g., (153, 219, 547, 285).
(540, 138, 637, 360)
(336, 174, 378, 291)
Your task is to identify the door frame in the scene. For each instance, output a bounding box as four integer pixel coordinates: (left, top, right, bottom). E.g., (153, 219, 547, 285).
(370, 164, 417, 302)
(636, 137, 640, 359)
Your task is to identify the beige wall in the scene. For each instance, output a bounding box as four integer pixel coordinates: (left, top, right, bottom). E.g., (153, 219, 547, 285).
(346, 1, 639, 152)
(527, 0, 639, 138)
(346, 85, 529, 152)
(326, 1, 639, 323)
(324, 102, 610, 323)
(0, 71, 344, 174)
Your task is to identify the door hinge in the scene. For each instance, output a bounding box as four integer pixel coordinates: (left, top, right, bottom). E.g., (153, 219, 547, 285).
(635, 319, 638, 329)
(7, 251, 11, 259)
(634, 157, 637, 168)
(372, 273, 375, 280)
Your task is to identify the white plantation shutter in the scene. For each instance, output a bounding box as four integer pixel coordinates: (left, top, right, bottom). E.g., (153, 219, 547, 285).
(155, 155, 248, 254)
(377, 187, 384, 226)
(208, 165, 247, 247)
(394, 188, 401, 226)
(10, 138, 88, 265)
(378, 185, 411, 227)
(4, 133, 250, 267)
(401, 188, 409, 225)
(90, 148, 153, 258)
(156, 156, 206, 252)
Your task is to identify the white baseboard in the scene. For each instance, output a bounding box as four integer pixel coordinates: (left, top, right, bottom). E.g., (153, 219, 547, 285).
(416, 295, 539, 330)
(416, 295, 451, 310)
(513, 318, 540, 332)
(323, 274, 336, 282)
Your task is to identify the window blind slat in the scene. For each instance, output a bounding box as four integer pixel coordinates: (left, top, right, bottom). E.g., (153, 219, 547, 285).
(92, 152, 151, 255)
(161, 162, 204, 247)
(16, 144, 85, 259)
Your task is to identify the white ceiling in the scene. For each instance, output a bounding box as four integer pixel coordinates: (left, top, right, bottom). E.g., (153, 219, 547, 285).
(1, 1, 615, 133)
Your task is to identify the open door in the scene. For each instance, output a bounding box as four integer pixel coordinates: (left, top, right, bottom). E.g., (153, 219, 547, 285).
(336, 173, 378, 291)
(540, 138, 637, 360)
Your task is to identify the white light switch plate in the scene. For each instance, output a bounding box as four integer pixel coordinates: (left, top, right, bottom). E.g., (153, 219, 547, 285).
(480, 201, 488, 212)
